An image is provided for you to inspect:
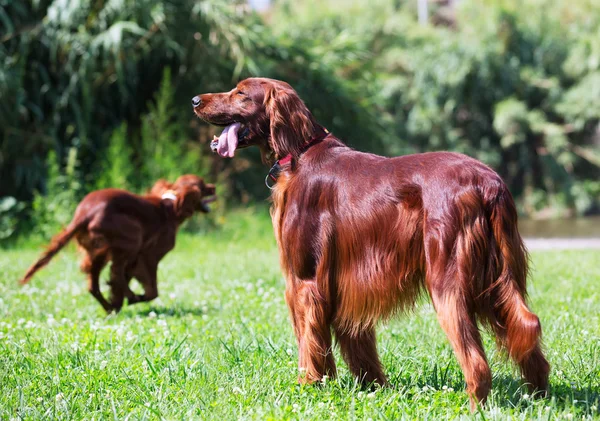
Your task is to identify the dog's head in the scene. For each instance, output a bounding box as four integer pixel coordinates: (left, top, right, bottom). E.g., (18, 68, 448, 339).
(193, 78, 321, 162)
(151, 175, 216, 214)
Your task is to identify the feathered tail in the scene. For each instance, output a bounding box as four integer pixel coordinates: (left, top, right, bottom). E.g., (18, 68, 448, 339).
(19, 220, 85, 284)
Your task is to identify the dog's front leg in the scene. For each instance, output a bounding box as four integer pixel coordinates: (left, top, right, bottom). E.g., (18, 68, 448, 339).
(128, 258, 159, 305)
(286, 279, 336, 384)
(107, 257, 132, 313)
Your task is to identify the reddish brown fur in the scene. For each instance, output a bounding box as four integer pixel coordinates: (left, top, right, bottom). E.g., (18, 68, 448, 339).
(194, 78, 550, 408)
(20, 175, 215, 313)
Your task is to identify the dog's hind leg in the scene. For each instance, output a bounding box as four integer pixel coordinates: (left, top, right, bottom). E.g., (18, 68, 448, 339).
(334, 325, 387, 387)
(81, 252, 112, 313)
(430, 286, 491, 410)
(425, 228, 491, 410)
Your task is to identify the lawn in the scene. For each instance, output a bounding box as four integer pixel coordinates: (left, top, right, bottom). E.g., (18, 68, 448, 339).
(1, 209, 599, 420)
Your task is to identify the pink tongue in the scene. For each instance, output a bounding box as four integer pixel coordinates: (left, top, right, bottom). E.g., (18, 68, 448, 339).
(217, 123, 241, 157)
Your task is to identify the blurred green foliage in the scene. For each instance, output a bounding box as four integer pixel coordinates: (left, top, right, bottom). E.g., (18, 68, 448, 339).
(272, 0, 600, 217)
(1, 0, 599, 241)
(95, 123, 134, 191)
(138, 68, 208, 190)
(30, 147, 82, 239)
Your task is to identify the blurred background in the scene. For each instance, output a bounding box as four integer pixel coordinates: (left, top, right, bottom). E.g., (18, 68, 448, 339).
(1, 0, 599, 243)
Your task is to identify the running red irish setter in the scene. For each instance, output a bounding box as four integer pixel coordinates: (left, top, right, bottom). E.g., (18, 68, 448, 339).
(20, 175, 215, 313)
(192, 78, 549, 408)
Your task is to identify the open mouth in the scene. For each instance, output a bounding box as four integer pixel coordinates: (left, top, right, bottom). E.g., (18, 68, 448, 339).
(209, 123, 249, 157)
(193, 108, 250, 157)
(199, 195, 217, 213)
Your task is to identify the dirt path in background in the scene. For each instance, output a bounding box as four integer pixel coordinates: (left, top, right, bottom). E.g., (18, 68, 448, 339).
(524, 238, 600, 250)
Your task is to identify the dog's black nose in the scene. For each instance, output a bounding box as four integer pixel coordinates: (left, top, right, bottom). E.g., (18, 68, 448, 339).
(192, 96, 202, 107)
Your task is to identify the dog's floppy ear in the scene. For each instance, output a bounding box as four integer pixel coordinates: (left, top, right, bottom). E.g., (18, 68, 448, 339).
(149, 179, 173, 196)
(174, 186, 203, 221)
(265, 86, 315, 159)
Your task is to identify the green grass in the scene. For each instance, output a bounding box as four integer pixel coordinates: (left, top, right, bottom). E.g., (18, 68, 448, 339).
(1, 209, 599, 420)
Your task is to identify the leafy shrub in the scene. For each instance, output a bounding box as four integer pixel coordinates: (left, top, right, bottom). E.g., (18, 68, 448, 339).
(2, 0, 599, 224)
(138, 68, 207, 189)
(94, 123, 135, 191)
(30, 148, 83, 240)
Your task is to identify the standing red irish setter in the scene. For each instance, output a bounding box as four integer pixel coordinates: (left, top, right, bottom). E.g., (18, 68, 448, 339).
(192, 78, 549, 408)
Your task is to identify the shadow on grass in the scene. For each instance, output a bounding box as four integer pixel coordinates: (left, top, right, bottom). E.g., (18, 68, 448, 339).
(490, 375, 600, 411)
(386, 371, 599, 412)
(123, 305, 211, 318)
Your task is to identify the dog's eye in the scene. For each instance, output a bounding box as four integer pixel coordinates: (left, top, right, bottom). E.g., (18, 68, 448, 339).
(236, 91, 246, 96)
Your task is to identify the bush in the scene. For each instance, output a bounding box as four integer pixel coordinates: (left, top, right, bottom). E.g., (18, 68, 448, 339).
(30, 148, 83, 240)
(139, 68, 207, 189)
(94, 123, 135, 191)
(2, 0, 599, 223)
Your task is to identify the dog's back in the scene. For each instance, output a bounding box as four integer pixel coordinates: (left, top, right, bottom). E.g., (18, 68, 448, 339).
(20, 188, 168, 285)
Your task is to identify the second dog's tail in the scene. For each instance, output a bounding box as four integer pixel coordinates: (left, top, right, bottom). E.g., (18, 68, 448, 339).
(19, 220, 85, 285)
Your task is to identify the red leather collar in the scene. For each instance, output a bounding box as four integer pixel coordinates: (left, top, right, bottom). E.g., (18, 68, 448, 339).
(265, 128, 329, 189)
